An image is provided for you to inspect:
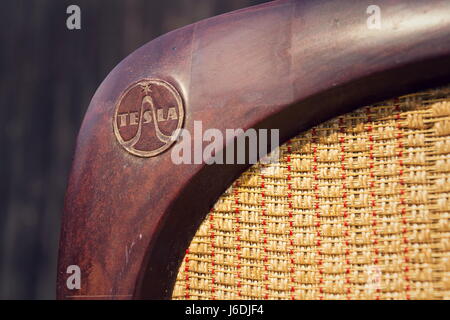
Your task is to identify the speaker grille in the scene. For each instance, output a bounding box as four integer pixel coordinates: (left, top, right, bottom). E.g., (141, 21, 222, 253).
(173, 86, 450, 300)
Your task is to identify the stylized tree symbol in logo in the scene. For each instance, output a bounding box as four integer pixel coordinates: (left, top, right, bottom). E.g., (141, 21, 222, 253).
(113, 79, 184, 157)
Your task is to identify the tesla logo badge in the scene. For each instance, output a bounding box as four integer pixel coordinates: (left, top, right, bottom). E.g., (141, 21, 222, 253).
(113, 79, 184, 157)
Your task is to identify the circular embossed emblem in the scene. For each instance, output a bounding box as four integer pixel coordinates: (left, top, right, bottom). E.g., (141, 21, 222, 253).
(113, 79, 184, 157)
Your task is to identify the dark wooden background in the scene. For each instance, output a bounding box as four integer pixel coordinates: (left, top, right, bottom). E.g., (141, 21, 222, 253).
(0, 0, 268, 299)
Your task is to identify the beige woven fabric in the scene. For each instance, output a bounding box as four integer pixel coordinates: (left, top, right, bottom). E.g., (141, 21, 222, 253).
(172, 87, 450, 300)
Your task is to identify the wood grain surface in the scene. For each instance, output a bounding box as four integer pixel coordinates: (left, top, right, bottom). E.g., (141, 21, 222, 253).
(0, 0, 265, 299)
(57, 0, 450, 299)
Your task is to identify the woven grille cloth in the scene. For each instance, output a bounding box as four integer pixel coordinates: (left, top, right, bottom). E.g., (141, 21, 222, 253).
(172, 86, 450, 300)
